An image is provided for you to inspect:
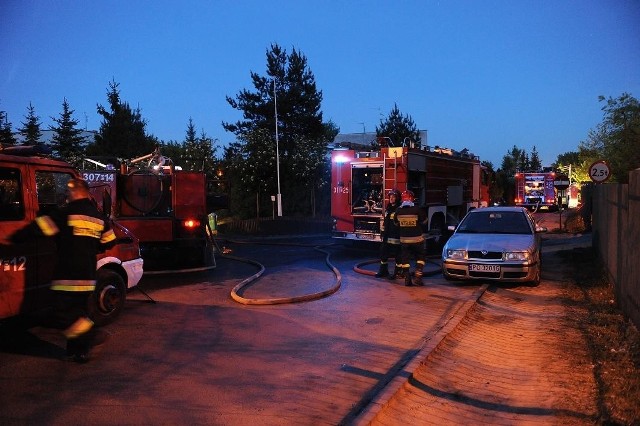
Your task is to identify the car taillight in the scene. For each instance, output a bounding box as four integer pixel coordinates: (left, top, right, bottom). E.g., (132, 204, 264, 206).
(183, 219, 201, 229)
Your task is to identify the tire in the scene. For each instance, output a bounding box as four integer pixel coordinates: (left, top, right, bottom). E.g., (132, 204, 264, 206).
(528, 251, 542, 287)
(88, 269, 126, 326)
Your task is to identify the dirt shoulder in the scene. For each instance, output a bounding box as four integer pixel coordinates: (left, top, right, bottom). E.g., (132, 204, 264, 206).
(563, 246, 640, 424)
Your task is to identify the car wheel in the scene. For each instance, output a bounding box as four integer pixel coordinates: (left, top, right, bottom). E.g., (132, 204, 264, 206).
(88, 269, 126, 326)
(528, 252, 541, 287)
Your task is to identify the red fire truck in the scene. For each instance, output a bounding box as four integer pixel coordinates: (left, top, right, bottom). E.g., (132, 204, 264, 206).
(330, 141, 489, 247)
(0, 146, 143, 325)
(81, 148, 218, 273)
(514, 171, 557, 211)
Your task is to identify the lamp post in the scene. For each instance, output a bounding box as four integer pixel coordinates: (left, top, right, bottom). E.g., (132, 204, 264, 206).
(273, 79, 282, 216)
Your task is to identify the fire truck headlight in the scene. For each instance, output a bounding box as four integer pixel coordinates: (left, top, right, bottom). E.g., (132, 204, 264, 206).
(446, 249, 466, 259)
(505, 251, 529, 261)
(333, 155, 348, 164)
(183, 219, 201, 229)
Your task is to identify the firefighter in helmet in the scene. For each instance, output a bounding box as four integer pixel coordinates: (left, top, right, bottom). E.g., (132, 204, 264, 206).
(9, 178, 116, 362)
(394, 190, 428, 286)
(375, 189, 402, 279)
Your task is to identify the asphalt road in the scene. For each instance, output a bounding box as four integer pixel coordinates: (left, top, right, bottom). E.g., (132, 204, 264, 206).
(0, 211, 581, 425)
(0, 235, 484, 425)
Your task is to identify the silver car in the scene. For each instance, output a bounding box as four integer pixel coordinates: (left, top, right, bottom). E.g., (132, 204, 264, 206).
(441, 206, 546, 285)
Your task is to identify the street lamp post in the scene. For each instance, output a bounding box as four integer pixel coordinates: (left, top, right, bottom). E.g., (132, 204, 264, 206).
(273, 79, 282, 216)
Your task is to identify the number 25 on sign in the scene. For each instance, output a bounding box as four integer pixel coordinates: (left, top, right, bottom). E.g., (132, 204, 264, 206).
(589, 160, 611, 183)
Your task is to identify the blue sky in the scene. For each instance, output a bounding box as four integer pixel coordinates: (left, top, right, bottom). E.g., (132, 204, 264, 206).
(2, 0, 639, 168)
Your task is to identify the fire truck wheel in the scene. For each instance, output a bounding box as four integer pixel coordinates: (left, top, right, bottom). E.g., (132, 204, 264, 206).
(89, 269, 126, 326)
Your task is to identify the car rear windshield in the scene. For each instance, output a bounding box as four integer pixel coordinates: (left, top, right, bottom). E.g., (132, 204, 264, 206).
(457, 211, 532, 235)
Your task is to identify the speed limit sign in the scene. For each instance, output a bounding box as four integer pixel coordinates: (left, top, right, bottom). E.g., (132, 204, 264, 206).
(589, 160, 611, 183)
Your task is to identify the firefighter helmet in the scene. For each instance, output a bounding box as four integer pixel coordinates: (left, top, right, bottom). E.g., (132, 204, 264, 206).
(388, 189, 401, 201)
(401, 190, 415, 203)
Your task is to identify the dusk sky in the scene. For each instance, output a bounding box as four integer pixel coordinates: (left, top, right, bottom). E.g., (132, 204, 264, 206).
(2, 0, 639, 167)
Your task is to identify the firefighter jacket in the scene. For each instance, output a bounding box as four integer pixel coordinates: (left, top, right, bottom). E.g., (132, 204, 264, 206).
(10, 198, 116, 292)
(381, 203, 401, 245)
(394, 203, 427, 244)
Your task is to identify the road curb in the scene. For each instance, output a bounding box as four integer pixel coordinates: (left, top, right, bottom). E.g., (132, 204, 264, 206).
(353, 283, 489, 425)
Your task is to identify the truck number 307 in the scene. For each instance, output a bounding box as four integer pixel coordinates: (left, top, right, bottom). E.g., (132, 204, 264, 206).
(1, 257, 27, 272)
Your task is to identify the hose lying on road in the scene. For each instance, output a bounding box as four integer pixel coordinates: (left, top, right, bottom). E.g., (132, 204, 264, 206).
(214, 238, 342, 306)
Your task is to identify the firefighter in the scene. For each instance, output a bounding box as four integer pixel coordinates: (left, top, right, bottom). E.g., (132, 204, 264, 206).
(9, 178, 116, 363)
(394, 190, 427, 286)
(375, 189, 402, 279)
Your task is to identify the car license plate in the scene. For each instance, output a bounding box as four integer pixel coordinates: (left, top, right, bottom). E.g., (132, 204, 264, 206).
(470, 264, 500, 273)
(357, 233, 375, 240)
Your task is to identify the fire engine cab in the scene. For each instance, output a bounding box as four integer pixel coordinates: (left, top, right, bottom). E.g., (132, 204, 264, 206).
(330, 139, 489, 247)
(0, 146, 144, 325)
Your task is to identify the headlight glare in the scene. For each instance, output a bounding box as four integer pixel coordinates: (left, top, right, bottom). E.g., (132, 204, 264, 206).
(447, 249, 466, 259)
(505, 251, 529, 261)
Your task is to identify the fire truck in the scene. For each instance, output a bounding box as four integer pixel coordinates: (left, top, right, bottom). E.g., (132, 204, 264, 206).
(330, 140, 489, 247)
(0, 145, 143, 325)
(81, 148, 219, 273)
(514, 171, 557, 211)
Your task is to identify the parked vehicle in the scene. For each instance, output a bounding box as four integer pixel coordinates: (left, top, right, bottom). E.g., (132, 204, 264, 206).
(441, 206, 546, 285)
(0, 146, 143, 325)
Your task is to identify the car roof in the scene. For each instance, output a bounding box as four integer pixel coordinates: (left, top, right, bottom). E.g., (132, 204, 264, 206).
(468, 206, 527, 214)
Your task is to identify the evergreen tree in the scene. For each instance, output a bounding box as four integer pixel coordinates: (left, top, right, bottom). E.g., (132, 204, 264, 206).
(88, 79, 155, 159)
(184, 127, 218, 175)
(49, 98, 86, 166)
(18, 103, 43, 145)
(223, 43, 336, 216)
(0, 109, 16, 146)
(375, 103, 421, 148)
(529, 146, 542, 171)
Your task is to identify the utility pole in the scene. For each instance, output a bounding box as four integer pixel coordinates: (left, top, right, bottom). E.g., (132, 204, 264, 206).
(274, 80, 282, 217)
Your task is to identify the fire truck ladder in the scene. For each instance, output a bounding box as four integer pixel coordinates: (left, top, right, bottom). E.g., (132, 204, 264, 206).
(384, 154, 398, 190)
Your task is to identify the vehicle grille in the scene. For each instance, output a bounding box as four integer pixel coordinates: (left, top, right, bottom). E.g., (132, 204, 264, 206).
(468, 251, 503, 260)
(469, 271, 500, 279)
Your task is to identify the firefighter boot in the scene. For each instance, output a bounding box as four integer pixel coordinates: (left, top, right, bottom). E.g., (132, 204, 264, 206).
(413, 262, 425, 286)
(375, 262, 389, 278)
(73, 329, 109, 364)
(387, 264, 400, 280)
(396, 266, 406, 280)
(404, 269, 414, 286)
(413, 271, 424, 286)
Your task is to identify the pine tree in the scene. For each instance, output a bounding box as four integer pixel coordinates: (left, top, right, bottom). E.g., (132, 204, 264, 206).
(529, 146, 542, 171)
(375, 103, 421, 148)
(0, 109, 16, 146)
(88, 79, 155, 159)
(49, 98, 86, 166)
(18, 103, 43, 145)
(223, 43, 336, 216)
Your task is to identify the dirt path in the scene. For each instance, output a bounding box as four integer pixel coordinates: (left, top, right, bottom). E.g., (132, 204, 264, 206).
(369, 241, 601, 425)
